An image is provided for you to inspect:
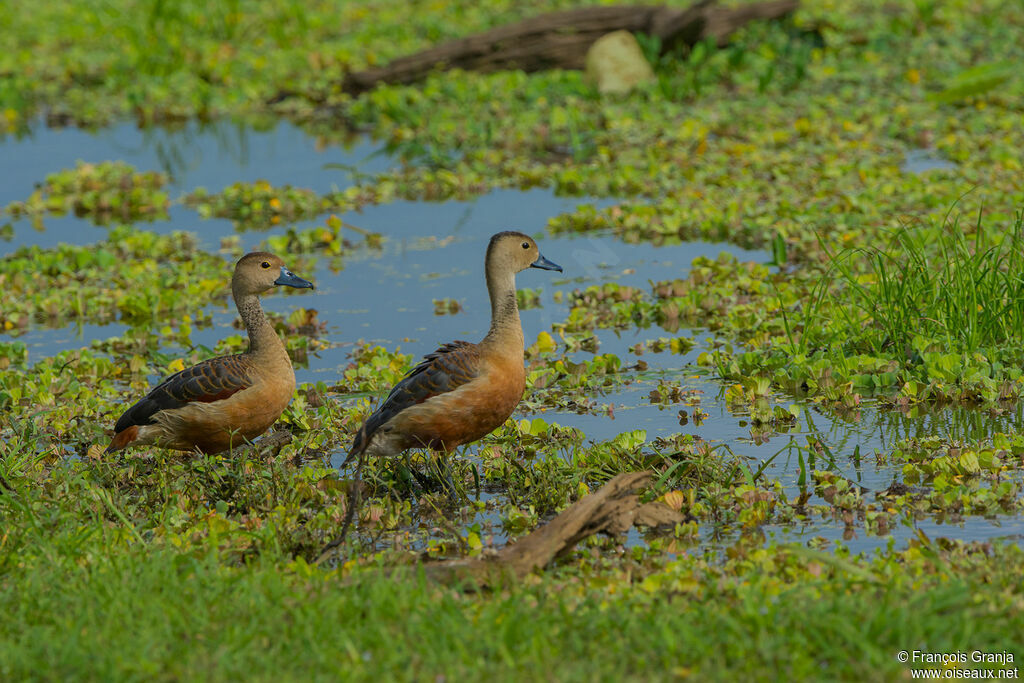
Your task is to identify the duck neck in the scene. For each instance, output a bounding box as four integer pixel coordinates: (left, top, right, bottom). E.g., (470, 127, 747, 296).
(483, 268, 524, 350)
(234, 291, 282, 358)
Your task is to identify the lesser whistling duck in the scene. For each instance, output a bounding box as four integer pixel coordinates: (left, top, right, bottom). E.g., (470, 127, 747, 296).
(344, 230, 562, 465)
(106, 252, 314, 454)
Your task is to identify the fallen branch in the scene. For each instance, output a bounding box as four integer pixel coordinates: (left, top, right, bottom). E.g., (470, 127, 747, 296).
(421, 471, 681, 587)
(343, 0, 799, 94)
(254, 429, 294, 457)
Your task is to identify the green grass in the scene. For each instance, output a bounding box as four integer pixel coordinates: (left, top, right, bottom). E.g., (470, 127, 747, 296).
(769, 209, 1024, 402)
(825, 209, 1024, 363)
(2, 524, 1022, 681)
(3, 420, 1024, 680)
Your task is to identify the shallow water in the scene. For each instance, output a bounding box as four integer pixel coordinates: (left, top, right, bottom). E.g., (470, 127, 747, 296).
(901, 147, 958, 175)
(3, 119, 1021, 555)
(0, 119, 390, 205)
(0, 119, 394, 251)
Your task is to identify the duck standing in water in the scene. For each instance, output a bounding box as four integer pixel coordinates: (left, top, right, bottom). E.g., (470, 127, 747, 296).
(348, 231, 561, 463)
(325, 231, 561, 552)
(106, 252, 314, 455)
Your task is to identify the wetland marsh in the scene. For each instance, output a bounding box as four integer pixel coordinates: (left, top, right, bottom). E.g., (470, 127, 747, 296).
(2, 1, 1024, 680)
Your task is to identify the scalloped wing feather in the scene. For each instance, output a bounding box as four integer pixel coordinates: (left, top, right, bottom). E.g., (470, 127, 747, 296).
(348, 341, 480, 457)
(113, 355, 255, 434)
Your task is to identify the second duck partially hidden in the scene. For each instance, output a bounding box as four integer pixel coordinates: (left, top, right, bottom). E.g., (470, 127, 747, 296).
(346, 231, 562, 466)
(106, 252, 314, 455)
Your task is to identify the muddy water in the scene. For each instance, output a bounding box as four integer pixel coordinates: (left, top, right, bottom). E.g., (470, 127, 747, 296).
(3, 120, 1020, 555)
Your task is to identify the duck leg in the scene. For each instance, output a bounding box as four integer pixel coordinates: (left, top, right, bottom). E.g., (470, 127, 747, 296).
(319, 451, 366, 560)
(429, 450, 460, 500)
(401, 452, 429, 496)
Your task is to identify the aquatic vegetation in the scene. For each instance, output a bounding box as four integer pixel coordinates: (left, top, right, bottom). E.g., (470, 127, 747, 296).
(4, 161, 170, 225)
(556, 211, 1024, 409)
(515, 286, 542, 310)
(186, 181, 330, 228)
(264, 214, 384, 258)
(431, 297, 463, 315)
(930, 60, 1017, 105)
(330, 343, 415, 395)
(631, 335, 696, 356)
(0, 227, 225, 332)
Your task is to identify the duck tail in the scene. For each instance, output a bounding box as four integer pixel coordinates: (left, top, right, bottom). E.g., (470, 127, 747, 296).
(339, 423, 371, 469)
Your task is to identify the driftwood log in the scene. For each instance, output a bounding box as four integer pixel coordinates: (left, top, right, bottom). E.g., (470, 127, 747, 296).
(255, 429, 294, 457)
(413, 471, 682, 587)
(344, 0, 799, 94)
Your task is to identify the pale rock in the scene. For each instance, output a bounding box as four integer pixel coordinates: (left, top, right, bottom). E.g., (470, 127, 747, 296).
(585, 30, 655, 95)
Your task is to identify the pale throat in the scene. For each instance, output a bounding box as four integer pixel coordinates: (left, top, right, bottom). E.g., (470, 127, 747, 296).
(234, 290, 277, 354)
(484, 268, 524, 347)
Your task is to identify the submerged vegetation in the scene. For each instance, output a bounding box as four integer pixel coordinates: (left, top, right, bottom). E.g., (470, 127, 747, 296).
(3, 0, 1024, 679)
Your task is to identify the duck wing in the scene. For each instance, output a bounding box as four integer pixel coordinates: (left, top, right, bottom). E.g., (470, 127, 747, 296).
(348, 341, 480, 456)
(113, 355, 255, 433)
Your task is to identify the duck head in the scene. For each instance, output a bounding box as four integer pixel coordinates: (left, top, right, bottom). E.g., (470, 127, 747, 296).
(233, 252, 315, 295)
(486, 231, 563, 276)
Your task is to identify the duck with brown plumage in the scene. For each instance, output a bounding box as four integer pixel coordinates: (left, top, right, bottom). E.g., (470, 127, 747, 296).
(106, 252, 314, 455)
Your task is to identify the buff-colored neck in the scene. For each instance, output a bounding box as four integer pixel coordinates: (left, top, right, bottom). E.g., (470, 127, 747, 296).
(234, 290, 284, 358)
(482, 266, 524, 351)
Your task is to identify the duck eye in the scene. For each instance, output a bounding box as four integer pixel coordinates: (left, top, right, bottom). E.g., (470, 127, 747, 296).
(261, 261, 271, 269)
(521, 242, 530, 249)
